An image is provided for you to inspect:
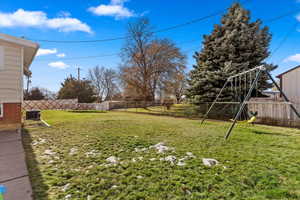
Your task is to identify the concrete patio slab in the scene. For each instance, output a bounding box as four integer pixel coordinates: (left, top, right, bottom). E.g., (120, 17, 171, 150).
(0, 139, 24, 157)
(2, 176, 32, 200)
(0, 153, 28, 182)
(0, 130, 33, 200)
(0, 130, 21, 143)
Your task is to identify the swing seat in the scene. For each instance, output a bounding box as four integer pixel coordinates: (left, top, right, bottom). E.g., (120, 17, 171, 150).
(247, 116, 256, 124)
(229, 116, 256, 124)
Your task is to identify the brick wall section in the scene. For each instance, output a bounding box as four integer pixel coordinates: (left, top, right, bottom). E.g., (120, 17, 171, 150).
(0, 103, 22, 124)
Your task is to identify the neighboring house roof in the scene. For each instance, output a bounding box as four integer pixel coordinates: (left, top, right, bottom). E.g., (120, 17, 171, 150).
(0, 33, 39, 74)
(276, 65, 300, 78)
(263, 90, 280, 94)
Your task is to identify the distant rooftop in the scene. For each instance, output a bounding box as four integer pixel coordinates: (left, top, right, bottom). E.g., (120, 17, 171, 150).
(276, 65, 300, 78)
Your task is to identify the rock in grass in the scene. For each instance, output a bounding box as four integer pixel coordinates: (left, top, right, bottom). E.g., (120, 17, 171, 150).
(44, 149, 56, 156)
(106, 156, 119, 164)
(69, 148, 78, 155)
(186, 152, 196, 158)
(150, 142, 175, 153)
(62, 183, 70, 192)
(32, 138, 47, 146)
(162, 155, 177, 165)
(202, 158, 219, 167)
(177, 160, 186, 166)
(175, 152, 196, 166)
(137, 156, 143, 161)
(134, 147, 148, 152)
(85, 150, 100, 157)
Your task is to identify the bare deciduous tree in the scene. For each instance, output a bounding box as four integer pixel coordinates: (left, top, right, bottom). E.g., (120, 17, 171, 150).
(161, 70, 187, 103)
(120, 18, 186, 101)
(40, 88, 57, 100)
(88, 66, 120, 102)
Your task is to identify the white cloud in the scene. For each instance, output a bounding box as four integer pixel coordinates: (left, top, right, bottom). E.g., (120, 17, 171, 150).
(57, 11, 71, 18)
(284, 54, 300, 63)
(88, 0, 134, 19)
(37, 48, 57, 56)
(111, 0, 128, 5)
(48, 61, 69, 69)
(56, 53, 66, 58)
(0, 9, 92, 33)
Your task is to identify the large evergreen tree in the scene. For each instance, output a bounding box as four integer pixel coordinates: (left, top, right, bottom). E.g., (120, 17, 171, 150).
(187, 3, 277, 104)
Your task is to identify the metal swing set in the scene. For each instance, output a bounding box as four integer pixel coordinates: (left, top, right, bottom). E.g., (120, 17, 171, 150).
(200, 65, 300, 140)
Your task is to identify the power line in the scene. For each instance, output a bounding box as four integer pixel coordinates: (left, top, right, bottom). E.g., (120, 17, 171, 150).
(34, 48, 199, 63)
(27, 36, 128, 44)
(27, 5, 300, 44)
(32, 3, 300, 62)
(265, 8, 300, 23)
(35, 53, 119, 62)
(34, 46, 200, 63)
(34, 13, 299, 63)
(269, 22, 299, 59)
(27, 1, 250, 44)
(34, 38, 201, 62)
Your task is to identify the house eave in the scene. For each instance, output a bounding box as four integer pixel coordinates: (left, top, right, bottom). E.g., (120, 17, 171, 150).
(0, 33, 38, 49)
(0, 33, 39, 75)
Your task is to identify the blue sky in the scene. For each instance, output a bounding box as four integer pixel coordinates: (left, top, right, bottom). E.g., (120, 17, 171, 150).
(1, 0, 300, 91)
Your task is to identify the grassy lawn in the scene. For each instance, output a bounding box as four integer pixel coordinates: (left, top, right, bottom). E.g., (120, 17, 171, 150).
(123, 104, 204, 118)
(23, 110, 300, 200)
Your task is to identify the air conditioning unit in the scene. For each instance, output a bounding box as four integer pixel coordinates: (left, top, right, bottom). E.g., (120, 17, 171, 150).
(26, 110, 41, 120)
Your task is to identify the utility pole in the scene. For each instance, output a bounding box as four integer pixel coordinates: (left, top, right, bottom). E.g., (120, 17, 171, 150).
(77, 67, 81, 81)
(76, 66, 81, 103)
(26, 76, 31, 94)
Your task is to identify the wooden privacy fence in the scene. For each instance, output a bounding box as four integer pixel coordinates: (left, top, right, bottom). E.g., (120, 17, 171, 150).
(196, 99, 300, 127)
(248, 99, 300, 127)
(76, 102, 110, 111)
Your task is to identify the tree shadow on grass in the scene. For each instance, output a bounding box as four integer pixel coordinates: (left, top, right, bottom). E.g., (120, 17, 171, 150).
(22, 129, 49, 200)
(121, 110, 201, 119)
(68, 110, 106, 114)
(252, 130, 290, 137)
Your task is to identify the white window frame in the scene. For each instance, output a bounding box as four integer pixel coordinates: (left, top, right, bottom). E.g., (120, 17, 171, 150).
(0, 103, 3, 118)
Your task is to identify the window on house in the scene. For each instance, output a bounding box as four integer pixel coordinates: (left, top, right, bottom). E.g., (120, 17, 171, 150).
(0, 104, 3, 118)
(0, 46, 4, 70)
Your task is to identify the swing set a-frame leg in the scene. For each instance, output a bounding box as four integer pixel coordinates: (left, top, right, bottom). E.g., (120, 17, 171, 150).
(224, 69, 263, 140)
(225, 69, 300, 140)
(266, 71, 300, 118)
(201, 80, 229, 125)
